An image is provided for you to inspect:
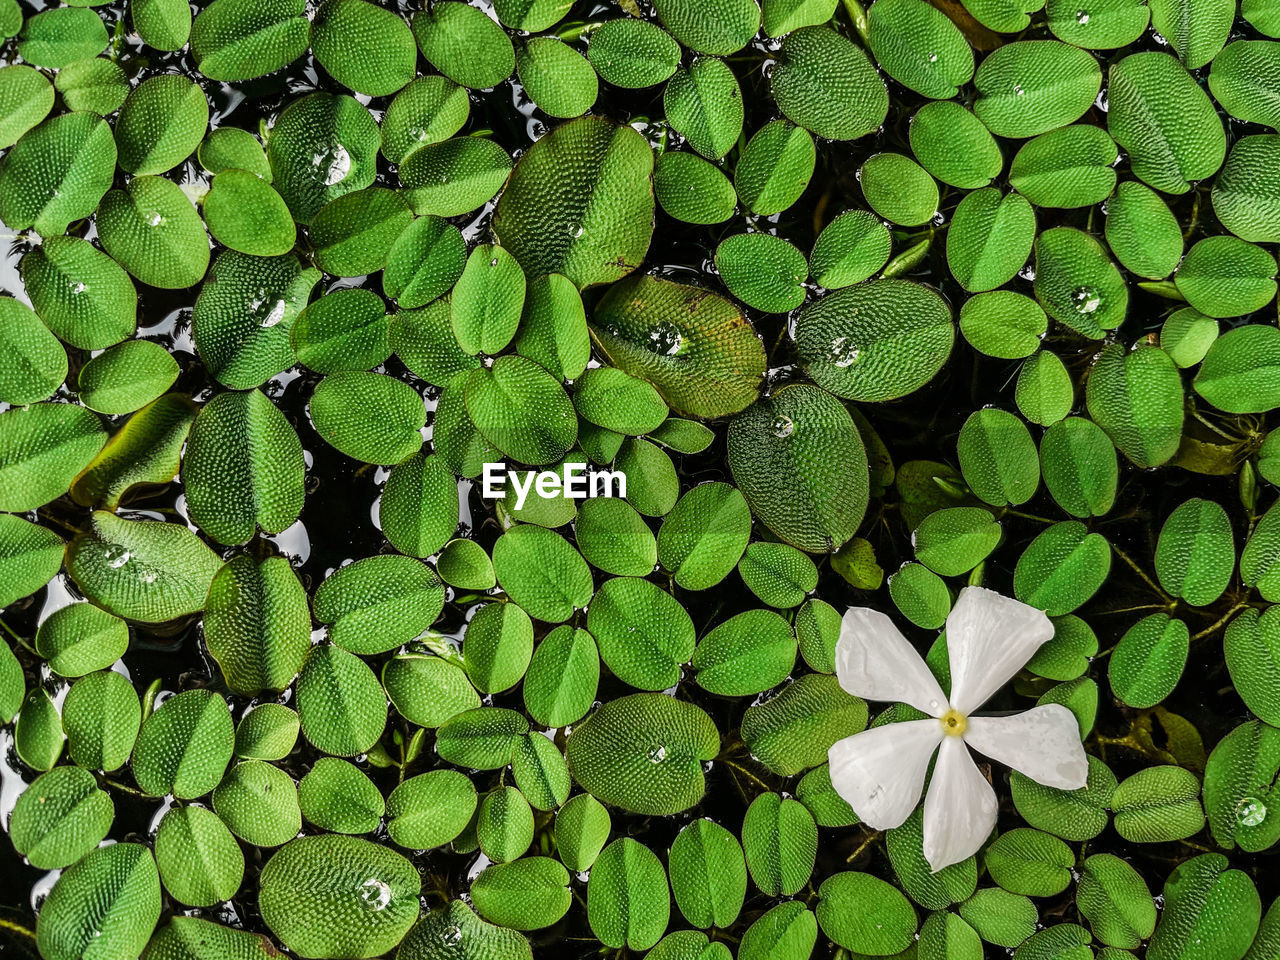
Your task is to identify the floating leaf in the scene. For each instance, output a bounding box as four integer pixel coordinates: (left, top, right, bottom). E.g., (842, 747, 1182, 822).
(312, 0, 415, 97)
(465, 356, 577, 465)
(1085, 343, 1184, 468)
(97, 175, 211, 289)
(190, 0, 310, 81)
(771, 26, 887, 141)
(154, 805, 243, 907)
(0, 111, 116, 235)
(10, 765, 113, 869)
(205, 555, 311, 695)
(114, 75, 208, 176)
(740, 673, 867, 776)
(266, 92, 380, 224)
(310, 371, 425, 465)
(77, 339, 179, 415)
(36, 843, 160, 960)
(664, 56, 743, 161)
(411, 1, 515, 90)
(589, 838, 671, 951)
(973, 41, 1101, 138)
(734, 119, 815, 216)
(296, 643, 387, 757)
(133, 688, 233, 797)
(293, 288, 391, 374)
(203, 169, 296, 257)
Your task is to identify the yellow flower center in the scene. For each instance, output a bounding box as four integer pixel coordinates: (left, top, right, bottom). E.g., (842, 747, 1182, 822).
(940, 709, 968, 737)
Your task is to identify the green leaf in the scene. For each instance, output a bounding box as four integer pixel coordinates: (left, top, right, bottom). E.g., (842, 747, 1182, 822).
(398, 902, 532, 960)
(554, 792, 611, 872)
(1105, 180, 1183, 280)
(66, 511, 221, 623)
(816, 872, 918, 955)
(1203, 720, 1280, 852)
(1209, 41, 1280, 130)
(1197, 326, 1280, 416)
(1155, 498, 1233, 605)
(1040, 416, 1117, 518)
(17, 7, 107, 68)
(1112, 765, 1205, 842)
(653, 0, 760, 53)
(493, 524, 592, 622)
(587, 18, 680, 88)
(516, 37, 597, 119)
(36, 843, 160, 960)
(114, 75, 208, 175)
(741, 673, 867, 776)
(234, 702, 300, 761)
(861, 152, 940, 226)
(62, 669, 139, 771)
(739, 541, 819, 608)
(296, 643, 387, 756)
(205, 555, 311, 695)
(15, 687, 64, 770)
(1009, 124, 1118, 208)
(914, 506, 1001, 577)
(11, 765, 113, 869)
(910, 100, 1003, 190)
(1107, 52, 1225, 194)
(312, 0, 415, 96)
(587, 576, 694, 689)
(461, 600, 533, 694)
(465, 356, 577, 465)
(889, 563, 952, 630)
(311, 371, 425, 465)
(437, 706, 529, 769)
(191, 0, 310, 81)
(400, 135, 512, 218)
(1085, 343, 1183, 468)
(54, 58, 127, 115)
(22, 236, 136, 350)
(1013, 348, 1071, 425)
(259, 835, 420, 959)
(1109, 613, 1189, 708)
(867, 0, 973, 98)
(0, 64, 53, 150)
(386, 769, 477, 849)
(664, 56, 743, 161)
(477, 785, 534, 862)
(132, 0, 191, 51)
(450, 244, 526, 356)
(97, 176, 211, 290)
(0, 296, 64, 406)
(380, 450, 458, 559)
(1013, 520, 1111, 616)
(1175, 236, 1277, 319)
(960, 292, 1045, 360)
(1034, 226, 1128, 338)
(742, 793, 817, 897)
(957, 408, 1040, 506)
(809, 209, 891, 288)
(143, 918, 282, 960)
(512, 273, 589, 382)
(381, 75, 468, 164)
(383, 215, 465, 310)
(314, 554, 444, 654)
(193, 251, 320, 389)
(0, 401, 105, 511)
(1224, 608, 1280, 726)
(298, 757, 384, 834)
(739, 901, 817, 960)
(958, 889, 1038, 948)
(693, 608, 796, 695)
(1077, 854, 1157, 949)
(771, 26, 887, 141)
(566, 692, 718, 815)
(198, 126, 271, 179)
(1026, 615, 1100, 682)
(1011, 753, 1114, 843)
(133, 688, 233, 797)
(588, 838, 671, 950)
(493, 116, 654, 290)
(715, 232, 808, 312)
(656, 482, 750, 589)
(35, 601, 127, 677)
(391, 299, 482, 387)
(212, 759, 301, 847)
(734, 120, 815, 216)
(591, 273, 766, 418)
(0, 112, 116, 235)
(1149, 0, 1232, 68)
(1161, 308, 1219, 369)
(266, 92, 380, 224)
(887, 807, 978, 909)
(436, 538, 496, 590)
(797, 278, 953, 401)
(973, 40, 1101, 138)
(381, 652, 478, 729)
(411, 1, 515, 90)
(154, 805, 243, 907)
(1213, 135, 1280, 244)
(203, 169, 296, 257)
(77, 339, 178, 415)
(1148, 853, 1260, 960)
(311, 187, 412, 277)
(185, 388, 305, 544)
(669, 818, 747, 929)
(471, 857, 571, 931)
(293, 289, 391, 374)
(985, 828, 1075, 897)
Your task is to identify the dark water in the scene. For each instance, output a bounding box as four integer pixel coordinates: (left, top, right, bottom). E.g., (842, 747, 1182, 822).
(2, 0, 1278, 956)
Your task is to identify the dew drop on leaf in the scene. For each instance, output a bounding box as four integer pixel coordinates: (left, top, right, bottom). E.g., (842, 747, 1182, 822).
(359, 878, 392, 911)
(1237, 797, 1267, 826)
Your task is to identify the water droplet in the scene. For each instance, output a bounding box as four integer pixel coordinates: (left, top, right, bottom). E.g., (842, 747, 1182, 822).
(489, 257, 499, 267)
(1070, 285, 1102, 315)
(1013, 84, 1026, 97)
(147, 211, 164, 227)
(829, 336, 861, 368)
(105, 545, 131, 569)
(70, 282, 86, 295)
(571, 223, 585, 239)
(770, 416, 794, 438)
(927, 53, 938, 62)
(647, 744, 667, 764)
(442, 925, 463, 945)
(1075, 8, 1090, 21)
(312, 144, 352, 186)
(1237, 797, 1267, 826)
(359, 878, 392, 911)
(647, 321, 683, 356)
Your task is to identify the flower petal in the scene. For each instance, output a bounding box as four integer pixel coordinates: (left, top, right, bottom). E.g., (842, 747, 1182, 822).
(922, 736, 998, 872)
(964, 704, 1090, 790)
(828, 720, 943, 830)
(945, 586, 1054, 714)
(835, 607, 948, 716)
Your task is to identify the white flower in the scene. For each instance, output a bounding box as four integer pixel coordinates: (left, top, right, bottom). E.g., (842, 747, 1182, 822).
(828, 585, 1089, 873)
